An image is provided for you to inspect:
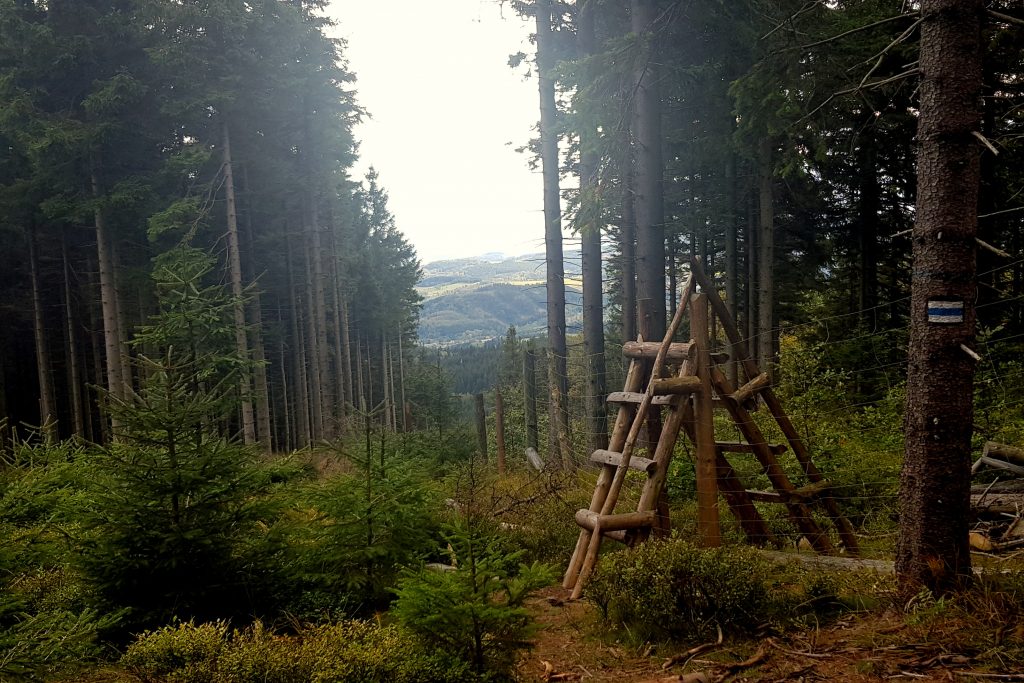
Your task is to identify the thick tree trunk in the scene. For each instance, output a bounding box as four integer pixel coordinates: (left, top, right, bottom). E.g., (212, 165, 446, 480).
(896, 0, 983, 595)
(341, 298, 353, 414)
(757, 140, 775, 371)
(92, 162, 126, 430)
(221, 122, 256, 445)
(621, 159, 638, 345)
(61, 231, 85, 437)
(631, 0, 666, 342)
(29, 225, 57, 442)
(579, 0, 608, 455)
(308, 193, 333, 439)
(536, 0, 571, 467)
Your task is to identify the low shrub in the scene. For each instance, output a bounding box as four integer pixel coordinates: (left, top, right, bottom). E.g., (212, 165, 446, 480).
(586, 539, 776, 641)
(119, 619, 471, 683)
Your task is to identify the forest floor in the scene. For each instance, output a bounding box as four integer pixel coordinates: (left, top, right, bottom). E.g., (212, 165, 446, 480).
(516, 586, 1024, 683)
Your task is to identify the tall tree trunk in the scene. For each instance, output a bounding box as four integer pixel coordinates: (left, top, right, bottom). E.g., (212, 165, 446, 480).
(240, 164, 273, 451)
(29, 224, 57, 442)
(757, 140, 775, 371)
(304, 236, 324, 441)
(858, 129, 880, 324)
(631, 0, 666, 342)
(61, 231, 85, 437)
(92, 161, 126, 431)
(746, 182, 758, 351)
(536, 0, 571, 467)
(579, 0, 608, 454)
(86, 257, 109, 443)
(287, 237, 311, 448)
(896, 0, 983, 595)
(341, 297, 353, 414)
(524, 343, 539, 452)
(309, 194, 333, 439)
(221, 122, 256, 445)
(621, 152, 638, 346)
(725, 153, 740, 385)
(328, 226, 348, 431)
(278, 305, 292, 452)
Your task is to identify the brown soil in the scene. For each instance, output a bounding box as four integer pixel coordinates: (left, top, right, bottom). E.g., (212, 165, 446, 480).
(516, 587, 1024, 683)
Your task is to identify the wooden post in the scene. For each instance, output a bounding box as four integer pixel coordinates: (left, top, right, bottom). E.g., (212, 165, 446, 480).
(474, 392, 488, 461)
(495, 388, 507, 475)
(524, 344, 539, 451)
(691, 293, 721, 547)
(690, 258, 858, 555)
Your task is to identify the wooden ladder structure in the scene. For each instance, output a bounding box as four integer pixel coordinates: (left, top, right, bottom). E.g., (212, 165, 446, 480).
(563, 259, 858, 599)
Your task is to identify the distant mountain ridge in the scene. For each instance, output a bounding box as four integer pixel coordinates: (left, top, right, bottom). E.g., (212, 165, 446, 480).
(417, 251, 582, 345)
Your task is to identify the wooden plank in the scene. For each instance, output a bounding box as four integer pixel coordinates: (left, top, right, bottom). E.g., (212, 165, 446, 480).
(691, 293, 721, 548)
(607, 391, 675, 406)
(690, 257, 859, 556)
(623, 340, 692, 362)
(589, 449, 657, 474)
(716, 441, 787, 456)
(745, 480, 832, 504)
(652, 376, 702, 395)
(575, 509, 656, 532)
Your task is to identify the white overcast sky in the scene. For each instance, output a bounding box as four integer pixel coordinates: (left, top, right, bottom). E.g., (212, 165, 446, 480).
(327, 1, 549, 265)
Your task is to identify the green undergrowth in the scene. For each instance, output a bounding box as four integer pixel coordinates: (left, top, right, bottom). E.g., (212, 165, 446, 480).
(585, 537, 895, 643)
(120, 619, 471, 683)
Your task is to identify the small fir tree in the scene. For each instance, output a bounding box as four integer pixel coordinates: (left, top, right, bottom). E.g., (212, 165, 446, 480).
(79, 243, 277, 628)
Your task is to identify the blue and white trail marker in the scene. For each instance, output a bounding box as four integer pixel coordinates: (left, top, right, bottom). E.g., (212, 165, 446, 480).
(926, 298, 965, 324)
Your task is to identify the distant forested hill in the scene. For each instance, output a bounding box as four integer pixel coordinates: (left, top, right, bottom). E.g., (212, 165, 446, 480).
(417, 252, 583, 345)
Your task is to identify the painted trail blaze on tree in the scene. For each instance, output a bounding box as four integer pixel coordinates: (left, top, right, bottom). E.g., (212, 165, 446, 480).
(897, 0, 984, 594)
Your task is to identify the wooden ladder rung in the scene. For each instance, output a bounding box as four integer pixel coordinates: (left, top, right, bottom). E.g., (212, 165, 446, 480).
(623, 340, 692, 363)
(575, 509, 656, 532)
(607, 391, 676, 406)
(590, 449, 657, 474)
(652, 376, 702, 395)
(731, 372, 771, 404)
(716, 441, 787, 456)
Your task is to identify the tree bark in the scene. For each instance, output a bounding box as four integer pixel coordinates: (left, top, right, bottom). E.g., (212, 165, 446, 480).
(29, 224, 57, 442)
(579, 0, 608, 455)
(896, 0, 983, 595)
(303, 234, 324, 441)
(536, 0, 571, 467)
(474, 392, 487, 461)
(631, 0, 666, 342)
(91, 161, 126, 432)
(221, 122, 256, 445)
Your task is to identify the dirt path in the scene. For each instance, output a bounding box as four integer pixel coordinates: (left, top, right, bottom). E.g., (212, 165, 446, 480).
(517, 587, 1024, 683)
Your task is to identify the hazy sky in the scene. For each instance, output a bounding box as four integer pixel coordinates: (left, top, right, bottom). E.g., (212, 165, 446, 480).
(327, 1, 548, 265)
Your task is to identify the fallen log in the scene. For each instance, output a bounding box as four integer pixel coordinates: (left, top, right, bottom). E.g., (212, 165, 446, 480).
(971, 492, 1024, 515)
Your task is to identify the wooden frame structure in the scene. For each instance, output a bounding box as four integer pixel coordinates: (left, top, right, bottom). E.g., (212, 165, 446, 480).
(563, 259, 858, 599)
